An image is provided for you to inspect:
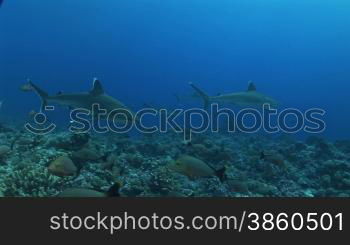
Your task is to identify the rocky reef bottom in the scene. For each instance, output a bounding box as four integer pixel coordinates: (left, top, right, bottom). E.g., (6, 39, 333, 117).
(0, 124, 349, 197)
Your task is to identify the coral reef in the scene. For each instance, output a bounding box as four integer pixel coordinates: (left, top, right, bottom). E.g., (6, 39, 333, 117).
(0, 126, 349, 197)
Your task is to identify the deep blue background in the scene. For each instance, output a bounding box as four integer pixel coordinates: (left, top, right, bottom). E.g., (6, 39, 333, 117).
(0, 0, 349, 138)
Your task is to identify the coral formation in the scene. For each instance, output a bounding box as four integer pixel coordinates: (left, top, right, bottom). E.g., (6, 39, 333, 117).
(0, 126, 349, 197)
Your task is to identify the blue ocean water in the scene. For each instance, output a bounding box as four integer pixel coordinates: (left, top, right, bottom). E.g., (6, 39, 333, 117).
(0, 0, 349, 139)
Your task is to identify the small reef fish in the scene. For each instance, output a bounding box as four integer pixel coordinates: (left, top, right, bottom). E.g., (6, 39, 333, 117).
(57, 182, 121, 197)
(260, 151, 286, 168)
(26, 78, 135, 122)
(168, 155, 226, 181)
(48, 156, 78, 177)
(0, 145, 11, 158)
(20, 82, 34, 92)
(0, 123, 13, 133)
(28, 110, 37, 118)
(189, 81, 279, 109)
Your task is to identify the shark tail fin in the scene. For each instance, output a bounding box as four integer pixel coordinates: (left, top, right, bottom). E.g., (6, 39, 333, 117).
(189, 82, 211, 110)
(215, 166, 227, 182)
(27, 79, 49, 111)
(106, 181, 122, 197)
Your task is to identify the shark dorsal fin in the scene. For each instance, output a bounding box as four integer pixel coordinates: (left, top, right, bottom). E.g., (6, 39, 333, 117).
(247, 81, 257, 92)
(90, 78, 104, 96)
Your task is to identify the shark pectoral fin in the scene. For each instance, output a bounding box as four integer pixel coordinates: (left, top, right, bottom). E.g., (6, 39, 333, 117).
(247, 81, 257, 92)
(90, 78, 104, 96)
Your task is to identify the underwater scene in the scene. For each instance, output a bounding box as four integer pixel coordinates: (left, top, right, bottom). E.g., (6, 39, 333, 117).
(0, 0, 349, 197)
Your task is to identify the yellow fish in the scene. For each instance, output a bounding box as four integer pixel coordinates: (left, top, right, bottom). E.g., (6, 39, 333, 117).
(57, 182, 121, 198)
(168, 155, 226, 181)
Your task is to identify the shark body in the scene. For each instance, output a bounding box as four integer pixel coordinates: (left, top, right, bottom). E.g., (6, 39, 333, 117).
(189, 81, 278, 109)
(28, 78, 134, 121)
(174, 92, 201, 104)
